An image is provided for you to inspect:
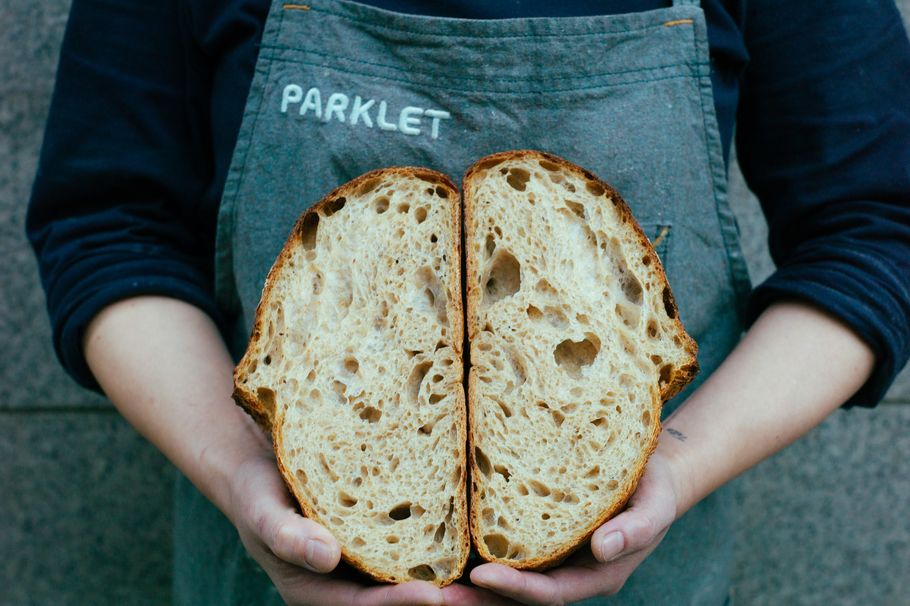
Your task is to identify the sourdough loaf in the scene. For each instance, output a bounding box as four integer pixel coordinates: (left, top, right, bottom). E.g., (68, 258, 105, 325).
(463, 151, 698, 569)
(233, 168, 470, 586)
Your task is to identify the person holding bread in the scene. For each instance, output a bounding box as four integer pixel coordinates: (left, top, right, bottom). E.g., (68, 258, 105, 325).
(26, 0, 910, 604)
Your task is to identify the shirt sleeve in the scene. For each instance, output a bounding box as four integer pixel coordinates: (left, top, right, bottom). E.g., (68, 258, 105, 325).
(25, 0, 221, 391)
(736, 0, 910, 406)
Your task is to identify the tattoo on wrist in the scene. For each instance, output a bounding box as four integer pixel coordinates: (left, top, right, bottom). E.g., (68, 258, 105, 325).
(666, 427, 687, 442)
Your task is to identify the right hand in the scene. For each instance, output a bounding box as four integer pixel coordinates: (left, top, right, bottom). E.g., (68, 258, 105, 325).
(228, 451, 447, 606)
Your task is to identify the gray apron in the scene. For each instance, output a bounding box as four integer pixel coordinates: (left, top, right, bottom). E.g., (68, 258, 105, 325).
(176, 0, 751, 603)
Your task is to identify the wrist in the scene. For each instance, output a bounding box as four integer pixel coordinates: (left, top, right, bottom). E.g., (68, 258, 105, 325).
(653, 422, 697, 520)
(194, 407, 273, 522)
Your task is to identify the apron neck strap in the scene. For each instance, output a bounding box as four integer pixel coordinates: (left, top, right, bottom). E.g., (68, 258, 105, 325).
(671, 0, 701, 7)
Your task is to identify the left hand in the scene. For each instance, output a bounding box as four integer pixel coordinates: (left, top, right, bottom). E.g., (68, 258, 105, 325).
(443, 451, 683, 605)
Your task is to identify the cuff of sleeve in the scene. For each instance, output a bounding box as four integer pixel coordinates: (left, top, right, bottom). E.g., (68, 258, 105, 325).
(746, 261, 907, 408)
(51, 261, 222, 393)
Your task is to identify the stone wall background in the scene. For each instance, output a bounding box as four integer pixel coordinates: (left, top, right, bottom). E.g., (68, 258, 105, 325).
(1, 2, 908, 604)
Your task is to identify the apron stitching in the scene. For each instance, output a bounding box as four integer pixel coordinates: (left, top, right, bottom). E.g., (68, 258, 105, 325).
(292, 5, 697, 40)
(221, 6, 288, 317)
(261, 43, 701, 84)
(689, 17, 753, 314)
(261, 54, 701, 95)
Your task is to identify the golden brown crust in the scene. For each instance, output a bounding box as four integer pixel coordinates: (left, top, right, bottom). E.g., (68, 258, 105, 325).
(462, 150, 698, 570)
(233, 166, 468, 586)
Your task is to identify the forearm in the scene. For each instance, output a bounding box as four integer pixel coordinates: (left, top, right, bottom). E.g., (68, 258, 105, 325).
(83, 296, 270, 519)
(659, 301, 875, 516)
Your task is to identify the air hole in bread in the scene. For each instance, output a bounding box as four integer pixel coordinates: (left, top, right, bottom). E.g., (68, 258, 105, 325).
(535, 278, 558, 296)
(356, 177, 381, 196)
(553, 334, 600, 376)
(389, 502, 412, 521)
(296, 469, 308, 485)
(475, 157, 506, 172)
(484, 534, 510, 559)
(416, 267, 447, 325)
(565, 199, 586, 220)
(505, 168, 531, 191)
(312, 272, 323, 295)
(332, 380, 346, 396)
(430, 233, 438, 243)
(428, 393, 445, 404)
(615, 303, 640, 329)
(538, 159, 560, 171)
(352, 536, 366, 547)
(263, 355, 272, 366)
(359, 406, 382, 423)
(474, 447, 492, 477)
(343, 357, 359, 374)
(408, 361, 433, 403)
(642, 254, 653, 266)
(591, 417, 608, 429)
(607, 480, 619, 490)
(319, 453, 338, 482)
(338, 491, 357, 507)
(397, 203, 410, 213)
(493, 464, 511, 481)
(408, 564, 437, 582)
(255, 387, 276, 416)
(434, 522, 447, 543)
(414, 207, 428, 223)
(386, 535, 399, 544)
(484, 233, 496, 258)
(642, 410, 652, 427)
(497, 516, 510, 529)
(528, 480, 551, 497)
(434, 185, 448, 198)
(300, 213, 319, 250)
(324, 197, 346, 216)
(550, 409, 565, 427)
(493, 399, 513, 418)
(374, 196, 390, 213)
(527, 192, 536, 204)
(526, 305, 543, 320)
(659, 364, 673, 387)
(585, 180, 606, 196)
(647, 319, 660, 339)
(484, 250, 521, 305)
(662, 286, 677, 319)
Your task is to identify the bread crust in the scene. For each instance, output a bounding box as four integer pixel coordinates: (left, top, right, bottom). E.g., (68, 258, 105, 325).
(463, 150, 698, 570)
(233, 166, 469, 586)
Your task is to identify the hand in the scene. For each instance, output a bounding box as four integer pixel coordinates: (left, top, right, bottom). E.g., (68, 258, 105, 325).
(228, 451, 446, 606)
(461, 452, 682, 605)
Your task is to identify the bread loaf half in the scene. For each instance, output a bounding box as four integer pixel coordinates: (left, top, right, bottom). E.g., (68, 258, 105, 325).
(463, 151, 697, 569)
(233, 168, 470, 586)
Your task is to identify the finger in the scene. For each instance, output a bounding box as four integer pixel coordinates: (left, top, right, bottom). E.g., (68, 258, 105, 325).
(470, 564, 563, 606)
(591, 508, 666, 563)
(289, 576, 444, 606)
(351, 580, 445, 606)
(254, 500, 341, 573)
(442, 582, 522, 605)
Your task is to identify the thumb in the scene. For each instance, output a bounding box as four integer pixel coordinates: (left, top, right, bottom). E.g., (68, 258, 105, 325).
(590, 466, 677, 563)
(255, 501, 342, 573)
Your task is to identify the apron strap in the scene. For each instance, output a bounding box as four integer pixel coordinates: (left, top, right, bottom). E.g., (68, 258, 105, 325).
(671, 0, 701, 7)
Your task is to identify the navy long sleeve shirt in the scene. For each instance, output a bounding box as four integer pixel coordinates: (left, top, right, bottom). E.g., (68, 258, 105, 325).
(26, 0, 910, 406)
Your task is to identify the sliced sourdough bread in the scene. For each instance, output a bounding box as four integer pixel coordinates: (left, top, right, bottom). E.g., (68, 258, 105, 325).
(463, 151, 698, 569)
(233, 168, 470, 586)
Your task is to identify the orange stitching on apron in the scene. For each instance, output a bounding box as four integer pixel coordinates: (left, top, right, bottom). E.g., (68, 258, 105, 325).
(663, 19, 693, 27)
(652, 226, 670, 247)
(283, 4, 311, 10)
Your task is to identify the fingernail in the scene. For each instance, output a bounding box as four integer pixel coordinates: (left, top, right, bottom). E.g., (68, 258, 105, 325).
(599, 532, 624, 561)
(303, 539, 333, 572)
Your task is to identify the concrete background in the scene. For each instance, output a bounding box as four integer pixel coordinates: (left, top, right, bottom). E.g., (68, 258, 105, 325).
(1, 2, 907, 604)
